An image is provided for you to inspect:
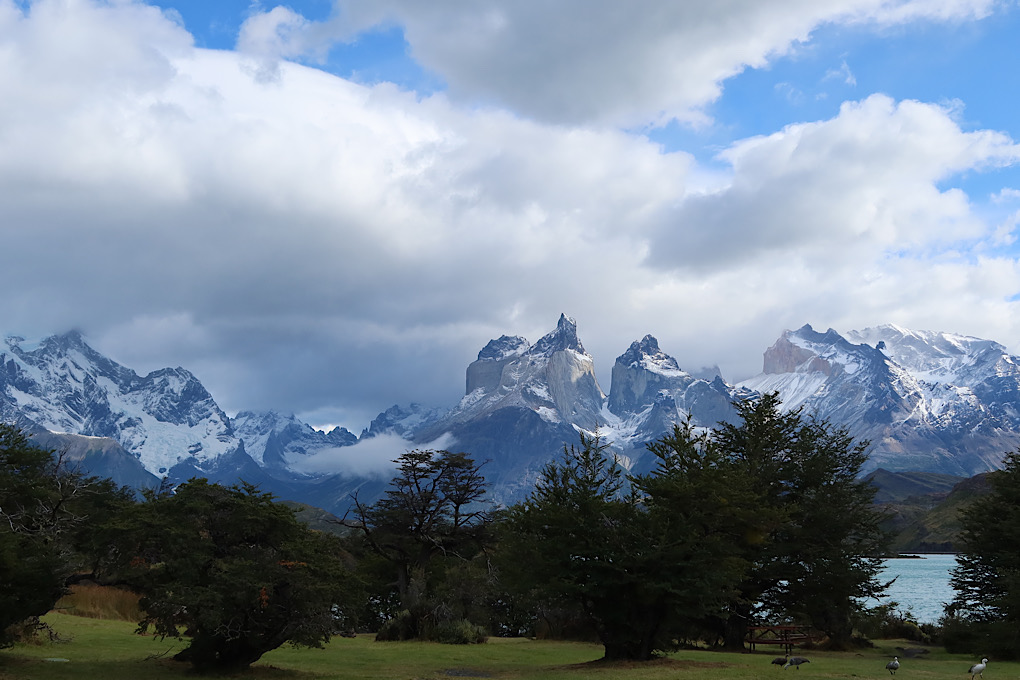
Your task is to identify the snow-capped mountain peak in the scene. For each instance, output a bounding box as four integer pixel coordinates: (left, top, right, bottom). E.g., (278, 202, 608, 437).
(231, 410, 357, 470)
(739, 323, 1020, 476)
(846, 324, 1012, 387)
(618, 335, 686, 377)
(8, 318, 1020, 510)
(441, 314, 606, 431)
(605, 334, 749, 454)
(1, 331, 236, 475)
(530, 313, 586, 357)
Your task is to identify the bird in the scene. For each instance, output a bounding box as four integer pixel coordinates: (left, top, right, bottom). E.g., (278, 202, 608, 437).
(968, 659, 988, 680)
(773, 656, 788, 667)
(784, 657, 810, 670)
(886, 657, 900, 675)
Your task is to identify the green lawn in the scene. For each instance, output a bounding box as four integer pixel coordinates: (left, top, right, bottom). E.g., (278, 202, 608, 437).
(0, 613, 1010, 680)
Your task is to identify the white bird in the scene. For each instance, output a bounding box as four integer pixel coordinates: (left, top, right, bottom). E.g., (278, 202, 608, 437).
(968, 659, 988, 680)
(886, 657, 900, 675)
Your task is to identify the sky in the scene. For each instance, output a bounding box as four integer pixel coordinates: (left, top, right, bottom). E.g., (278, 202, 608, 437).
(4, 0, 1020, 433)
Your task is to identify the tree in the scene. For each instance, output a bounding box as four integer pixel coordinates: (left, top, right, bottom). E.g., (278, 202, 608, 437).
(712, 393, 887, 650)
(946, 450, 1020, 657)
(0, 423, 128, 646)
(629, 420, 759, 654)
(120, 478, 358, 672)
(499, 428, 753, 660)
(497, 431, 633, 656)
(768, 419, 887, 646)
(349, 449, 491, 641)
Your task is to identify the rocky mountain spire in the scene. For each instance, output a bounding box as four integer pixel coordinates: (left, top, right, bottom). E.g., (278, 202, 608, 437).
(607, 334, 744, 432)
(531, 313, 585, 356)
(442, 313, 605, 432)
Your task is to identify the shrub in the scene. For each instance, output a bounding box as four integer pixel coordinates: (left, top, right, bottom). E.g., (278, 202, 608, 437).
(942, 616, 1020, 659)
(854, 604, 931, 643)
(2, 616, 63, 646)
(375, 610, 487, 645)
(432, 619, 488, 645)
(375, 610, 418, 641)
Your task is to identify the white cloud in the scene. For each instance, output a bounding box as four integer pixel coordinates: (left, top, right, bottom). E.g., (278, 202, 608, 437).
(824, 59, 857, 86)
(645, 95, 1020, 271)
(992, 187, 1020, 203)
(3, 0, 1020, 430)
(237, 0, 999, 126)
(289, 432, 457, 477)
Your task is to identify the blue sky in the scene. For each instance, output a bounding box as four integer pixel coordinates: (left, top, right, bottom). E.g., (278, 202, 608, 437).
(159, 0, 1020, 215)
(3, 0, 1020, 431)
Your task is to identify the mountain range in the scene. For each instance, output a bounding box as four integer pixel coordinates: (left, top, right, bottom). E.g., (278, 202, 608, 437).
(3, 315, 1020, 512)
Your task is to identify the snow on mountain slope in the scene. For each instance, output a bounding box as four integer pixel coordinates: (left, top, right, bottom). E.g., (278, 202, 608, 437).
(358, 403, 446, 440)
(847, 324, 1020, 389)
(739, 324, 1020, 475)
(603, 335, 750, 458)
(434, 313, 606, 433)
(231, 410, 357, 470)
(1, 332, 236, 474)
(8, 318, 1020, 500)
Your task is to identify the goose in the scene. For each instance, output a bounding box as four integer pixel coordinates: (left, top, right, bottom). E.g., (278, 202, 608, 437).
(886, 657, 900, 675)
(784, 657, 810, 670)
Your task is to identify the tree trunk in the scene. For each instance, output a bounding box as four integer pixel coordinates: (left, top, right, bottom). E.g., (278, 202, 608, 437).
(817, 609, 854, 650)
(723, 612, 748, 651)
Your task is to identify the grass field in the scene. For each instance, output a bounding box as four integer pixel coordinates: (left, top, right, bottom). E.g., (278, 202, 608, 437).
(0, 612, 1011, 680)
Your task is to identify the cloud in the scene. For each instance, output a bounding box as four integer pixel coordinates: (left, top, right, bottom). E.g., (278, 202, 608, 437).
(824, 59, 857, 86)
(237, 0, 999, 126)
(289, 432, 457, 477)
(3, 0, 1020, 430)
(645, 94, 1020, 271)
(0, 2, 687, 416)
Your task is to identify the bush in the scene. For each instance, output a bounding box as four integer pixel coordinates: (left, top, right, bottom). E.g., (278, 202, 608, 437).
(942, 617, 1020, 659)
(854, 604, 931, 643)
(375, 610, 418, 641)
(432, 619, 488, 645)
(375, 610, 487, 644)
(1, 616, 63, 646)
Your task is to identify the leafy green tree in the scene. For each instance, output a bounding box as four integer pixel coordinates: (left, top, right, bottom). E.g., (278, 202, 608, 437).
(712, 393, 887, 650)
(349, 449, 492, 641)
(1, 423, 129, 646)
(499, 428, 753, 660)
(1, 424, 63, 645)
(768, 419, 887, 646)
(946, 450, 1020, 656)
(497, 431, 633, 656)
(629, 421, 759, 653)
(120, 478, 358, 672)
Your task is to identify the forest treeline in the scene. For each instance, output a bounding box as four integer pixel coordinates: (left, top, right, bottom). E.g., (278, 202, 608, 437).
(2, 393, 1018, 672)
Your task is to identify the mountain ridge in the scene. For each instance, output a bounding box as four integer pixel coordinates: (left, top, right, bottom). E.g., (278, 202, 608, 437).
(5, 317, 1020, 510)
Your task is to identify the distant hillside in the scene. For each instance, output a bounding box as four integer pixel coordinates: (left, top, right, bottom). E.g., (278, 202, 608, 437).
(867, 469, 994, 553)
(279, 500, 349, 537)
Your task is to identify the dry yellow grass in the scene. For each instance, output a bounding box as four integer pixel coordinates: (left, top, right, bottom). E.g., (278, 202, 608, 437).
(53, 584, 142, 622)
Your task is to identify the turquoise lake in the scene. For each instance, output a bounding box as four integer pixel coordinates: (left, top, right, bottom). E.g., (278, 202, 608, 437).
(871, 554, 958, 623)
